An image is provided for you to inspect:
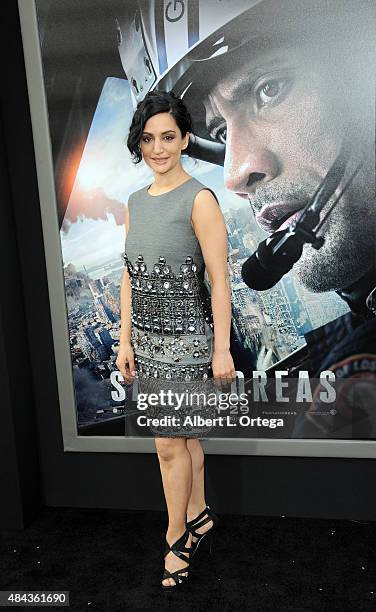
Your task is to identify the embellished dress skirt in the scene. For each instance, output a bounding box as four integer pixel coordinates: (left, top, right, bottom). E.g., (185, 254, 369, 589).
(125, 253, 217, 438)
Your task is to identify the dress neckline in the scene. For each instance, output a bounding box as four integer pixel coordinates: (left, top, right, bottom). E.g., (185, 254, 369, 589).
(146, 176, 194, 197)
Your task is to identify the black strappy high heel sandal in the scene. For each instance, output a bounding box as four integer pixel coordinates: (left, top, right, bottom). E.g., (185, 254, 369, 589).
(162, 528, 192, 590)
(185, 505, 220, 558)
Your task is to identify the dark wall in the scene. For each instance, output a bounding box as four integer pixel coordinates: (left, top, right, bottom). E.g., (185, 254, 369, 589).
(1, 0, 375, 530)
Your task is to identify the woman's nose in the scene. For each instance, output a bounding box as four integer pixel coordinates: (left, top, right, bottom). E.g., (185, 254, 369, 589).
(153, 139, 164, 154)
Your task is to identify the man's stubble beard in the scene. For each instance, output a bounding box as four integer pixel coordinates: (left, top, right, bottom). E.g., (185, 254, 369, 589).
(292, 169, 375, 293)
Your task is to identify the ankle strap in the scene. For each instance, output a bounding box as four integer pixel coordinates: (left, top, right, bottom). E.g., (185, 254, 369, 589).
(164, 529, 192, 562)
(186, 506, 209, 527)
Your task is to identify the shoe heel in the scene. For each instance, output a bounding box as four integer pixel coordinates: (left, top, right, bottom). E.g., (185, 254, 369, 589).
(186, 505, 220, 559)
(209, 530, 215, 555)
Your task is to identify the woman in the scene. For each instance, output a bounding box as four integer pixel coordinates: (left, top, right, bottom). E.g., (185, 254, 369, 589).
(116, 90, 235, 589)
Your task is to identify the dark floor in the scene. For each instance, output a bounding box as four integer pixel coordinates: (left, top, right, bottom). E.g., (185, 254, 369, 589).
(1, 508, 376, 611)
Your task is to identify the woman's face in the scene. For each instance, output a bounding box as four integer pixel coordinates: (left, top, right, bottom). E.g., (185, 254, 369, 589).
(139, 112, 189, 174)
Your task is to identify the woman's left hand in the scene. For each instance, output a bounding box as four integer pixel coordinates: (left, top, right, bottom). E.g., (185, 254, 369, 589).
(211, 349, 236, 386)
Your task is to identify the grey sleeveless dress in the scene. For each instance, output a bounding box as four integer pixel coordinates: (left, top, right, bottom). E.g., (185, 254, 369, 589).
(123, 176, 218, 437)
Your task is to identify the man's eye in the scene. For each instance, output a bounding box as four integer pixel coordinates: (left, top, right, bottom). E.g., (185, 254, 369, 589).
(207, 76, 292, 142)
(254, 77, 291, 108)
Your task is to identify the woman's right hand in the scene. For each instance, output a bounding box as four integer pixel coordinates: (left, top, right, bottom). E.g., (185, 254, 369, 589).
(116, 342, 137, 383)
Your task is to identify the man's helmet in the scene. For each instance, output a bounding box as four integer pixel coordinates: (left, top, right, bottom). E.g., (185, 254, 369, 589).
(115, 0, 372, 165)
(116, 0, 259, 106)
(115, 0, 265, 165)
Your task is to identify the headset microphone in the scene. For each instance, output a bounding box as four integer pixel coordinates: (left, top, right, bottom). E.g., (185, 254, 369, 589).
(241, 138, 360, 291)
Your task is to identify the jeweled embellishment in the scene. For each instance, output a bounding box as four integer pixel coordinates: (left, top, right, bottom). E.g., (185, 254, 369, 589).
(134, 355, 212, 381)
(131, 328, 211, 362)
(125, 253, 214, 335)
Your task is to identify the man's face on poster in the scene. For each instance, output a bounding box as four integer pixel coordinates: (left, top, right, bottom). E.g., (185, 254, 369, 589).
(201, 26, 375, 293)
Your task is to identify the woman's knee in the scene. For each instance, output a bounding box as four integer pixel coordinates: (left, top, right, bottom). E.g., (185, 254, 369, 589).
(186, 438, 201, 449)
(155, 437, 187, 461)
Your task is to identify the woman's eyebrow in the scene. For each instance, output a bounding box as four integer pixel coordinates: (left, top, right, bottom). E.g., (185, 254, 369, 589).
(142, 130, 176, 135)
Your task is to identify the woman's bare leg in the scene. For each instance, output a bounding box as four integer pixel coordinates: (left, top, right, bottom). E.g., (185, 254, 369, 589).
(186, 438, 214, 544)
(155, 437, 193, 587)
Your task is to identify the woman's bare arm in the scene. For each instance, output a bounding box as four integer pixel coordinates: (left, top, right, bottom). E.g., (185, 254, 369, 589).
(119, 205, 132, 347)
(117, 204, 136, 381)
(191, 189, 235, 379)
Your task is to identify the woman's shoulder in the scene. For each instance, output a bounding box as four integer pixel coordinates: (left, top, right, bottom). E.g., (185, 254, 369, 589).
(129, 184, 148, 198)
(194, 181, 220, 205)
(189, 176, 207, 189)
(185, 175, 218, 199)
(126, 185, 148, 207)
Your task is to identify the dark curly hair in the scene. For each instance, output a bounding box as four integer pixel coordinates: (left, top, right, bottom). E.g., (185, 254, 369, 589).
(126, 90, 193, 164)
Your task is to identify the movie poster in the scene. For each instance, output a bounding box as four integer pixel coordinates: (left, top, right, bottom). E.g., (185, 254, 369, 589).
(32, 0, 375, 442)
